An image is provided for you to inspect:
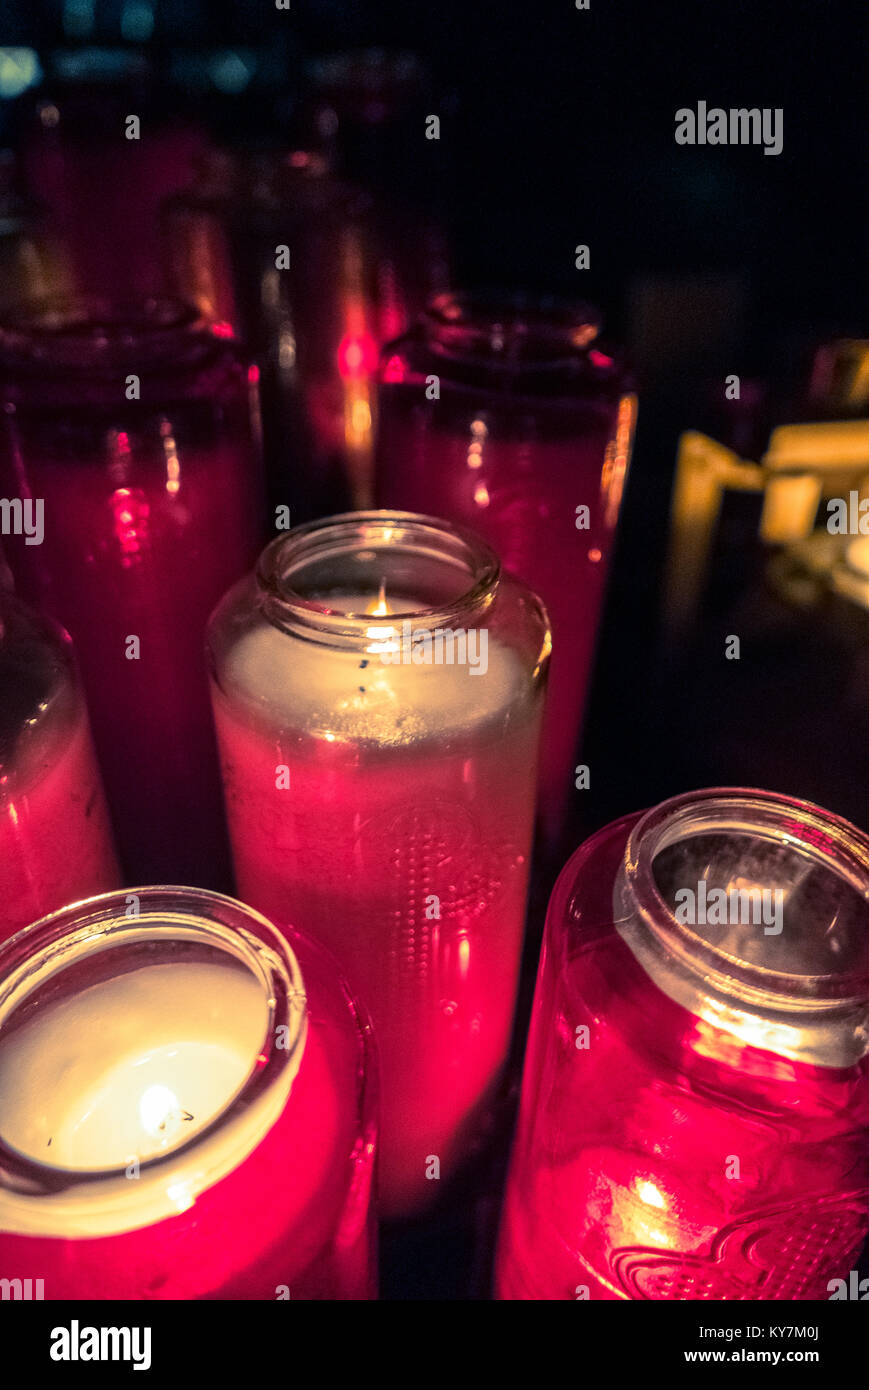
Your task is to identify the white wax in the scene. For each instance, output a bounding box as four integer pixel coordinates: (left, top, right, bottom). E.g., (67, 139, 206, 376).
(224, 591, 531, 746)
(0, 960, 269, 1170)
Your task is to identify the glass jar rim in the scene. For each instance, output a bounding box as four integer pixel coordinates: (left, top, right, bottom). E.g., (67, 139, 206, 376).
(255, 510, 502, 646)
(620, 787, 869, 1008)
(0, 297, 231, 377)
(0, 886, 307, 1237)
(420, 290, 603, 367)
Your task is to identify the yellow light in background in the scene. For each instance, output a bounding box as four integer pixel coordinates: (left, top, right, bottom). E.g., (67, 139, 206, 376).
(759, 472, 823, 543)
(601, 393, 637, 528)
(161, 422, 181, 496)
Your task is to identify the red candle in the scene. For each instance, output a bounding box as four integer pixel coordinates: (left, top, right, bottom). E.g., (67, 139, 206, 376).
(0, 592, 119, 941)
(0, 302, 263, 886)
(164, 148, 448, 516)
(497, 789, 869, 1299)
(207, 512, 549, 1217)
(0, 888, 377, 1299)
(376, 293, 636, 844)
(22, 64, 205, 299)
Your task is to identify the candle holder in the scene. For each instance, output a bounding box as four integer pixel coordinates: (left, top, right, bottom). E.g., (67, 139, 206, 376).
(0, 299, 264, 886)
(0, 592, 119, 942)
(496, 788, 869, 1299)
(164, 148, 449, 516)
(0, 887, 377, 1300)
(375, 292, 636, 847)
(207, 511, 549, 1218)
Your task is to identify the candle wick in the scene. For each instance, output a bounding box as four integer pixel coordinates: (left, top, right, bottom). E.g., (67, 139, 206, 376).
(366, 579, 390, 618)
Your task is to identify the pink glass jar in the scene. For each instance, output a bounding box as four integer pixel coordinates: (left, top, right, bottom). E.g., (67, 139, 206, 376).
(207, 511, 549, 1218)
(496, 788, 869, 1300)
(0, 886, 377, 1300)
(164, 148, 448, 517)
(0, 300, 264, 886)
(376, 293, 636, 846)
(21, 60, 205, 299)
(0, 591, 120, 941)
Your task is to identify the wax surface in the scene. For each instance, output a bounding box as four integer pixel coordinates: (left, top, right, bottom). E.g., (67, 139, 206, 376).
(0, 960, 268, 1170)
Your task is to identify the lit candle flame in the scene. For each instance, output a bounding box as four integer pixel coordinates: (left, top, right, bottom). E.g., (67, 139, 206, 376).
(364, 580, 400, 654)
(366, 580, 390, 617)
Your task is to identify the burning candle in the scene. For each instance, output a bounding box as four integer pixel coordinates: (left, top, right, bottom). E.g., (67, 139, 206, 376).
(376, 293, 636, 846)
(496, 788, 869, 1299)
(0, 301, 264, 886)
(0, 887, 377, 1299)
(207, 511, 549, 1218)
(0, 591, 119, 942)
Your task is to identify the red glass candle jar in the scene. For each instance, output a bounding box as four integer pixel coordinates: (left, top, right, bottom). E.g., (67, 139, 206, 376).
(376, 294, 636, 845)
(0, 592, 119, 942)
(207, 511, 549, 1218)
(20, 58, 205, 299)
(0, 886, 377, 1300)
(496, 788, 869, 1300)
(164, 149, 448, 517)
(0, 300, 264, 886)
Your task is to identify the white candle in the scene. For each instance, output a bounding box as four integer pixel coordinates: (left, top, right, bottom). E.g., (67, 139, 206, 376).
(0, 961, 268, 1170)
(0, 911, 307, 1238)
(221, 590, 532, 746)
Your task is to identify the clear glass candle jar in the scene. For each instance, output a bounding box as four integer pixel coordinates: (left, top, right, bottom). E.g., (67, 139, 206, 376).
(207, 511, 550, 1219)
(0, 887, 377, 1300)
(0, 591, 119, 942)
(496, 788, 869, 1300)
(376, 293, 636, 846)
(0, 300, 264, 886)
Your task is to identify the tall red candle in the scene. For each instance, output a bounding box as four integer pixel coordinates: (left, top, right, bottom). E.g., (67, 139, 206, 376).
(164, 147, 448, 517)
(376, 293, 636, 845)
(497, 788, 869, 1300)
(0, 592, 119, 941)
(0, 301, 263, 886)
(207, 512, 549, 1217)
(0, 887, 377, 1300)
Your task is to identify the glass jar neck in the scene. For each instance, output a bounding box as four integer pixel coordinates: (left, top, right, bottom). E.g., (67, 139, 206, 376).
(255, 510, 501, 653)
(613, 788, 869, 1067)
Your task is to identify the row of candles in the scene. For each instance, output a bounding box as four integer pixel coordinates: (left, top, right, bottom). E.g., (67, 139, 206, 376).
(1, 294, 868, 1297)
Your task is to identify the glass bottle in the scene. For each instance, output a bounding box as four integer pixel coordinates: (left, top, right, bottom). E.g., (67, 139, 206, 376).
(376, 292, 636, 847)
(496, 787, 869, 1299)
(207, 510, 549, 1218)
(0, 298, 264, 886)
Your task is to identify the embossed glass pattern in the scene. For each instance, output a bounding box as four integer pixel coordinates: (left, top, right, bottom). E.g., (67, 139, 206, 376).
(496, 788, 869, 1300)
(206, 511, 549, 1217)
